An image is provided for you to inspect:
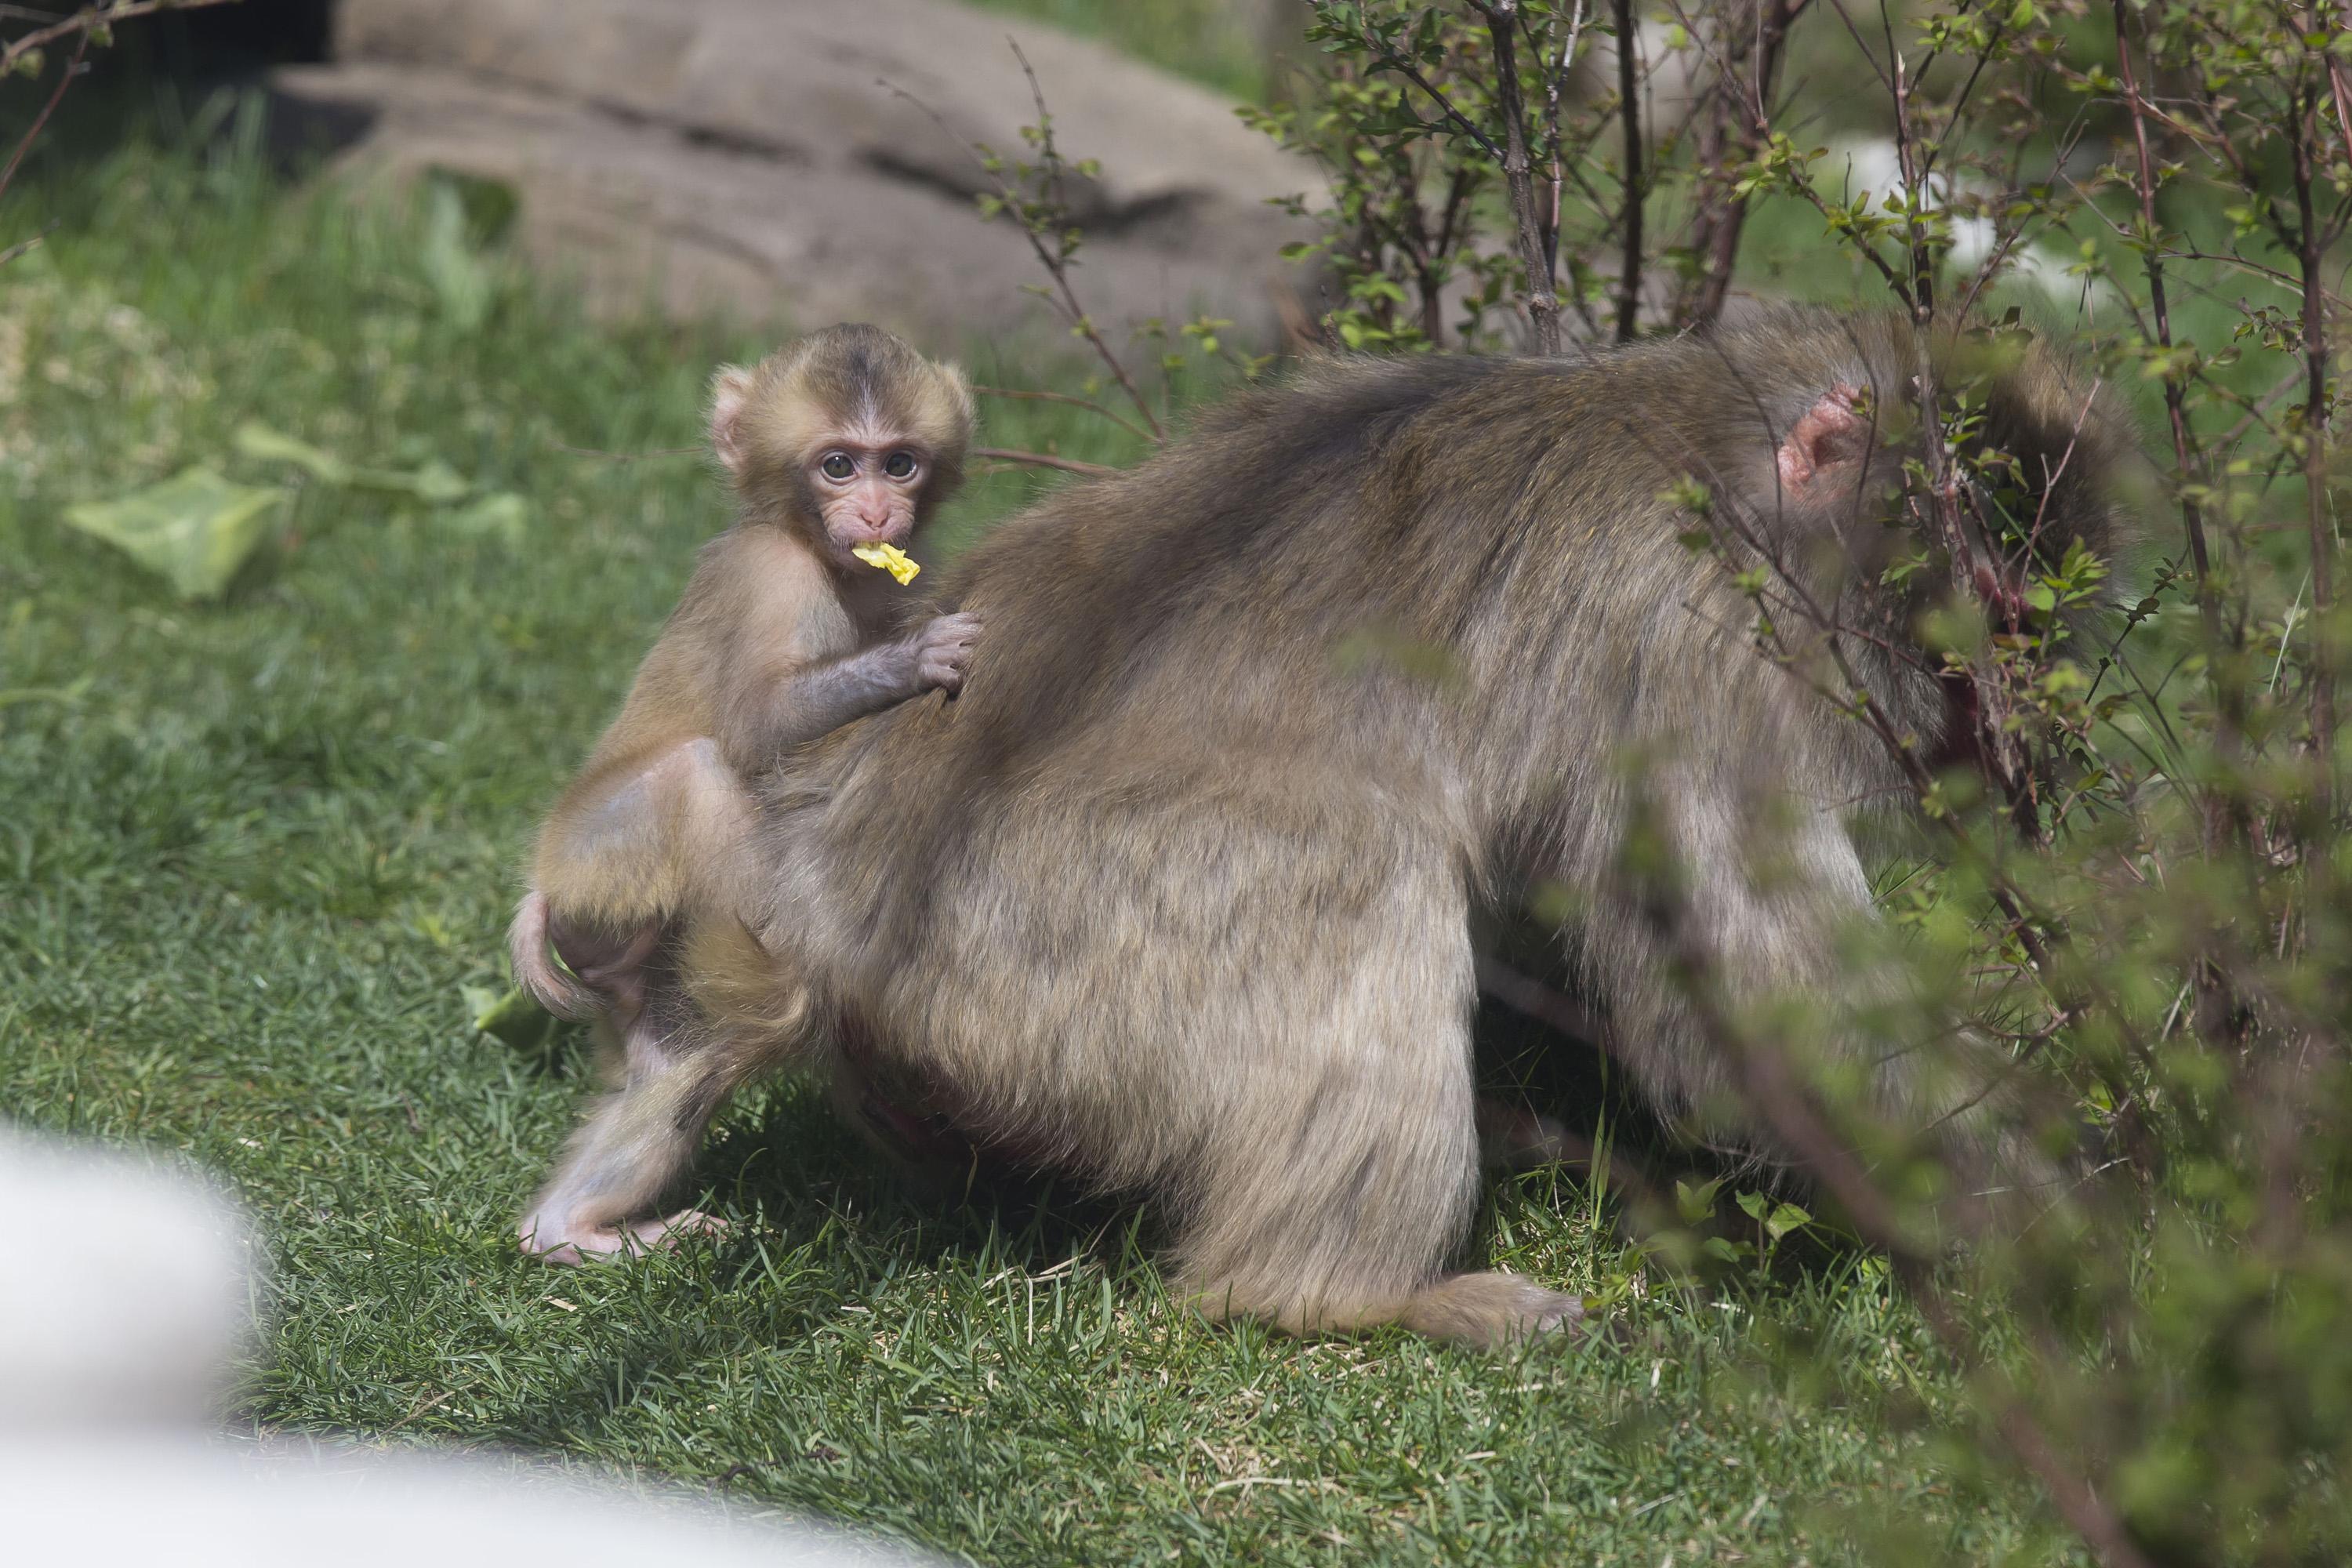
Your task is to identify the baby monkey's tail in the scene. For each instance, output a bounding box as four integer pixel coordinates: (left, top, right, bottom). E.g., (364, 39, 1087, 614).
(507, 890, 607, 1022)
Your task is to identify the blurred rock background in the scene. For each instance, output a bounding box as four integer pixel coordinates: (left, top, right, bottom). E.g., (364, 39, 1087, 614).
(212, 0, 1316, 345)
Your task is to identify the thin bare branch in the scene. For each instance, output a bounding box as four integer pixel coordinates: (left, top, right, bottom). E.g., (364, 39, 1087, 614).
(972, 445, 1119, 478)
(0, 0, 238, 73)
(0, 27, 82, 208)
(880, 51, 1164, 443)
(1607, 0, 1644, 340)
(551, 441, 702, 462)
(976, 383, 1153, 443)
(1473, 0, 1563, 353)
(0, 214, 53, 266)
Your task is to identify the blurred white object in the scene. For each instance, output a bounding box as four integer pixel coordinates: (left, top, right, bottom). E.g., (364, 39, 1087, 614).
(4, 1440, 914, 1568)
(0, 1124, 927, 1566)
(0, 1124, 252, 1428)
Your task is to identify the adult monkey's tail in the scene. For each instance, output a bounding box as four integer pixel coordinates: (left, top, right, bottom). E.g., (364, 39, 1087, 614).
(681, 915, 815, 1049)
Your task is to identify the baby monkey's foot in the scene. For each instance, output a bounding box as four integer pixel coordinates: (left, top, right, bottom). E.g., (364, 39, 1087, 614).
(626, 1208, 728, 1250)
(518, 1208, 728, 1266)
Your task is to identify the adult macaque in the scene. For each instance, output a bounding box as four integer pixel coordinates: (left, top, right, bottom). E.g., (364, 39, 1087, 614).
(508, 324, 980, 1261)
(517, 309, 2130, 1344)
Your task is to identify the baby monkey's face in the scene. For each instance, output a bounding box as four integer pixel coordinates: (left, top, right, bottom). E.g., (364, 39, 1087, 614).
(808, 433, 933, 561)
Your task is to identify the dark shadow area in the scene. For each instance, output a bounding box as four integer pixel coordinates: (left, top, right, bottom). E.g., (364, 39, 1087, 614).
(2, 2, 350, 183)
(162, 0, 335, 66)
(632, 940, 1681, 1319)
(702, 1076, 1155, 1276)
(1473, 918, 1684, 1174)
(495, 1076, 1150, 1446)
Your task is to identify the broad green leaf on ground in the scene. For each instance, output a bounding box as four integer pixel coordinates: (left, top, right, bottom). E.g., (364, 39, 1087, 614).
(61, 466, 284, 599)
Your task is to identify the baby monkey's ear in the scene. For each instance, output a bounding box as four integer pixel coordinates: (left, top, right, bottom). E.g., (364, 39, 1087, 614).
(709, 365, 757, 478)
(1773, 383, 1873, 497)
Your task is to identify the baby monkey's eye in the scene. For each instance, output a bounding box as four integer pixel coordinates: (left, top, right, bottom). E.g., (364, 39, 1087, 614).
(821, 452, 855, 481)
(884, 451, 917, 480)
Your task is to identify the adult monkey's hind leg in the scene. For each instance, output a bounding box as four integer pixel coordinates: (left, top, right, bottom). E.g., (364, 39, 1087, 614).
(1169, 868, 1584, 1348)
(517, 973, 757, 1265)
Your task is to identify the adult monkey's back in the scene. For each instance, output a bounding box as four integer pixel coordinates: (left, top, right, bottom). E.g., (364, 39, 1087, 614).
(547, 309, 2133, 1348)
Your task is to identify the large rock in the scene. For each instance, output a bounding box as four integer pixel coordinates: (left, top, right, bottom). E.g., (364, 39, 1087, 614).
(270, 0, 1319, 354)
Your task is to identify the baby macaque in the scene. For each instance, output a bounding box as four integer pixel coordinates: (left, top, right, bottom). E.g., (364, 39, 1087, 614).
(508, 323, 979, 1261)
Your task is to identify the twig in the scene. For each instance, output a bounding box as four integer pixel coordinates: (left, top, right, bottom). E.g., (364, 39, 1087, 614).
(1004, 42, 1162, 442)
(0, 216, 53, 266)
(0, 28, 82, 208)
(2325, 2, 2352, 174)
(975, 383, 1152, 443)
(550, 441, 702, 461)
(1473, 955, 1608, 1044)
(972, 445, 1117, 478)
(2288, 78, 2338, 824)
(1675, 0, 1809, 326)
(1473, 1, 1563, 354)
(0, 0, 238, 74)
(1351, 22, 1507, 163)
(1635, 875, 2155, 1568)
(1539, 0, 1588, 290)
(1882, 23, 1935, 319)
(2111, 1, 2220, 655)
(1608, 0, 1644, 340)
(2111, 0, 2253, 1054)
(879, 49, 1164, 443)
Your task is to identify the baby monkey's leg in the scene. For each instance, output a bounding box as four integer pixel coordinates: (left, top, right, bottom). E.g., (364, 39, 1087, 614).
(517, 977, 746, 1265)
(512, 738, 761, 1021)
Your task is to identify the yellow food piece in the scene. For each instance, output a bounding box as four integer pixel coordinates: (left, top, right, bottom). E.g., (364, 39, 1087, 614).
(851, 541, 921, 585)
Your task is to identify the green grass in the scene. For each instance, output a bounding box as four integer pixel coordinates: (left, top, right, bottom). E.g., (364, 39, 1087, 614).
(961, 0, 1273, 100)
(0, 123, 2082, 1566)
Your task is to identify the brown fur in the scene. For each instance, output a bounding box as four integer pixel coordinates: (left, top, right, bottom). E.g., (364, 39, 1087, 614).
(509, 324, 976, 1261)
(523, 308, 2132, 1336)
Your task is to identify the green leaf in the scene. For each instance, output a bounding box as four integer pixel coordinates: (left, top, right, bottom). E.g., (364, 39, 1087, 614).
(419, 181, 495, 330)
(234, 421, 353, 486)
(238, 421, 471, 506)
(407, 459, 471, 506)
(350, 458, 470, 506)
(1764, 1202, 1813, 1241)
(463, 983, 556, 1051)
(1675, 1176, 1722, 1225)
(1736, 1189, 1773, 1221)
(444, 491, 531, 544)
(63, 466, 284, 600)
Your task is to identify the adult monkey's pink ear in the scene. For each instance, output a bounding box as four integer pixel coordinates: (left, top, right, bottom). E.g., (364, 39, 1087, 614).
(709, 365, 755, 477)
(1774, 383, 1873, 495)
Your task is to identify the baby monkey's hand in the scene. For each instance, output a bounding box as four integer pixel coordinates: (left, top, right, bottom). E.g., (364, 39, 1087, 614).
(908, 611, 982, 694)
